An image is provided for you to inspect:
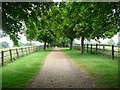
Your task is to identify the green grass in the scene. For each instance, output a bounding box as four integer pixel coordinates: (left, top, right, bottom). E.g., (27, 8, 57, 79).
(74, 45, 119, 59)
(0, 46, 40, 63)
(1, 48, 52, 88)
(62, 48, 118, 88)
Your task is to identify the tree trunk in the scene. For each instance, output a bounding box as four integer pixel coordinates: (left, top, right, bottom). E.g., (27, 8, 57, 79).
(44, 42, 46, 50)
(70, 39, 73, 50)
(47, 43, 49, 48)
(81, 37, 85, 54)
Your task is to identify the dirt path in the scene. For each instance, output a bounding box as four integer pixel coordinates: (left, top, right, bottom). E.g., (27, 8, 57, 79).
(27, 47, 94, 88)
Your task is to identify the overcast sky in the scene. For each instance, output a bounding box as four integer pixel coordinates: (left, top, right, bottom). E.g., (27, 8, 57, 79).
(75, 33, 119, 44)
(0, 32, 119, 47)
(0, 34, 44, 47)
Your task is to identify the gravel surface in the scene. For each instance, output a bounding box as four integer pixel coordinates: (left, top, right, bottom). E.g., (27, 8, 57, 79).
(27, 47, 94, 88)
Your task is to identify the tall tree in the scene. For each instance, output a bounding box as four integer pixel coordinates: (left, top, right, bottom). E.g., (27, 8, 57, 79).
(73, 2, 119, 53)
(2, 2, 119, 51)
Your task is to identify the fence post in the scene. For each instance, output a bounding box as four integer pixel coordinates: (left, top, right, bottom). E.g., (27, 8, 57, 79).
(33, 47, 35, 52)
(21, 48, 24, 56)
(28, 47, 30, 54)
(32, 47, 33, 53)
(9, 49, 12, 61)
(112, 45, 114, 60)
(39, 46, 41, 50)
(16, 49, 19, 58)
(36, 46, 37, 51)
(96, 44, 98, 54)
(31, 47, 33, 53)
(91, 44, 92, 54)
(87, 44, 88, 53)
(26, 47, 29, 55)
(103, 45, 105, 56)
(36, 46, 38, 51)
(1, 51, 4, 66)
(26, 48, 27, 55)
(35, 46, 36, 52)
(33, 47, 34, 52)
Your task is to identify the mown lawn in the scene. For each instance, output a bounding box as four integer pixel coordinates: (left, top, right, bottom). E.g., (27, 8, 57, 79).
(1, 48, 52, 88)
(62, 48, 118, 88)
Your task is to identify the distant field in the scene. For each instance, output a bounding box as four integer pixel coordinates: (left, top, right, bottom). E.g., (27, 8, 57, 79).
(0, 46, 33, 52)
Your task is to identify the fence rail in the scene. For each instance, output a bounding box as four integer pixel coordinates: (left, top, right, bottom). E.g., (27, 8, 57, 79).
(74, 44, 120, 60)
(0, 45, 44, 66)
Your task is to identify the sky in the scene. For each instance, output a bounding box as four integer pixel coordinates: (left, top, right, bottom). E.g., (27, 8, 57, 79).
(53, 0, 62, 2)
(74, 33, 119, 44)
(0, 34, 44, 47)
(0, 32, 119, 47)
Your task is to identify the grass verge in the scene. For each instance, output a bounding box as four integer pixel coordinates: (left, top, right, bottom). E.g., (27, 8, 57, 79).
(62, 48, 118, 88)
(1, 48, 52, 88)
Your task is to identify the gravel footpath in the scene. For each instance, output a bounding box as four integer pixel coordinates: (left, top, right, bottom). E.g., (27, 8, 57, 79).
(27, 47, 94, 88)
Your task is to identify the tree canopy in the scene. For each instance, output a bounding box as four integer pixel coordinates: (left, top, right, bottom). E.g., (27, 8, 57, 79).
(2, 2, 120, 50)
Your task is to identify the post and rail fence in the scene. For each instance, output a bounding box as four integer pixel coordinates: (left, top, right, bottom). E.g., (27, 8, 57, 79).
(0, 45, 44, 66)
(74, 44, 120, 60)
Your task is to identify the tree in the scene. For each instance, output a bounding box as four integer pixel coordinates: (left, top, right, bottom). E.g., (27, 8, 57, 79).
(0, 41, 9, 48)
(2, 2, 32, 45)
(25, 3, 60, 50)
(73, 2, 119, 53)
(51, 37, 70, 47)
(2, 2, 119, 51)
(2, 2, 54, 46)
(59, 2, 79, 50)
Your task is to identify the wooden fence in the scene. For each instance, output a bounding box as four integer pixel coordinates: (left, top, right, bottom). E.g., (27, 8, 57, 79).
(0, 45, 44, 66)
(74, 44, 120, 60)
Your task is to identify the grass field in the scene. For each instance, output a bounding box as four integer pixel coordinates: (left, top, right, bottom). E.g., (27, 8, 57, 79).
(0, 46, 42, 64)
(1, 48, 52, 88)
(74, 45, 119, 59)
(62, 48, 118, 88)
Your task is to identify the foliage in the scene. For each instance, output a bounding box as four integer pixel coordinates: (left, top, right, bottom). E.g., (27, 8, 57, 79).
(51, 37, 70, 47)
(25, 3, 61, 50)
(2, 2, 120, 50)
(0, 41, 9, 48)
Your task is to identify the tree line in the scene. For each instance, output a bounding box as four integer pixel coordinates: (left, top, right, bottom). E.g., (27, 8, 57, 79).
(2, 2, 120, 53)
